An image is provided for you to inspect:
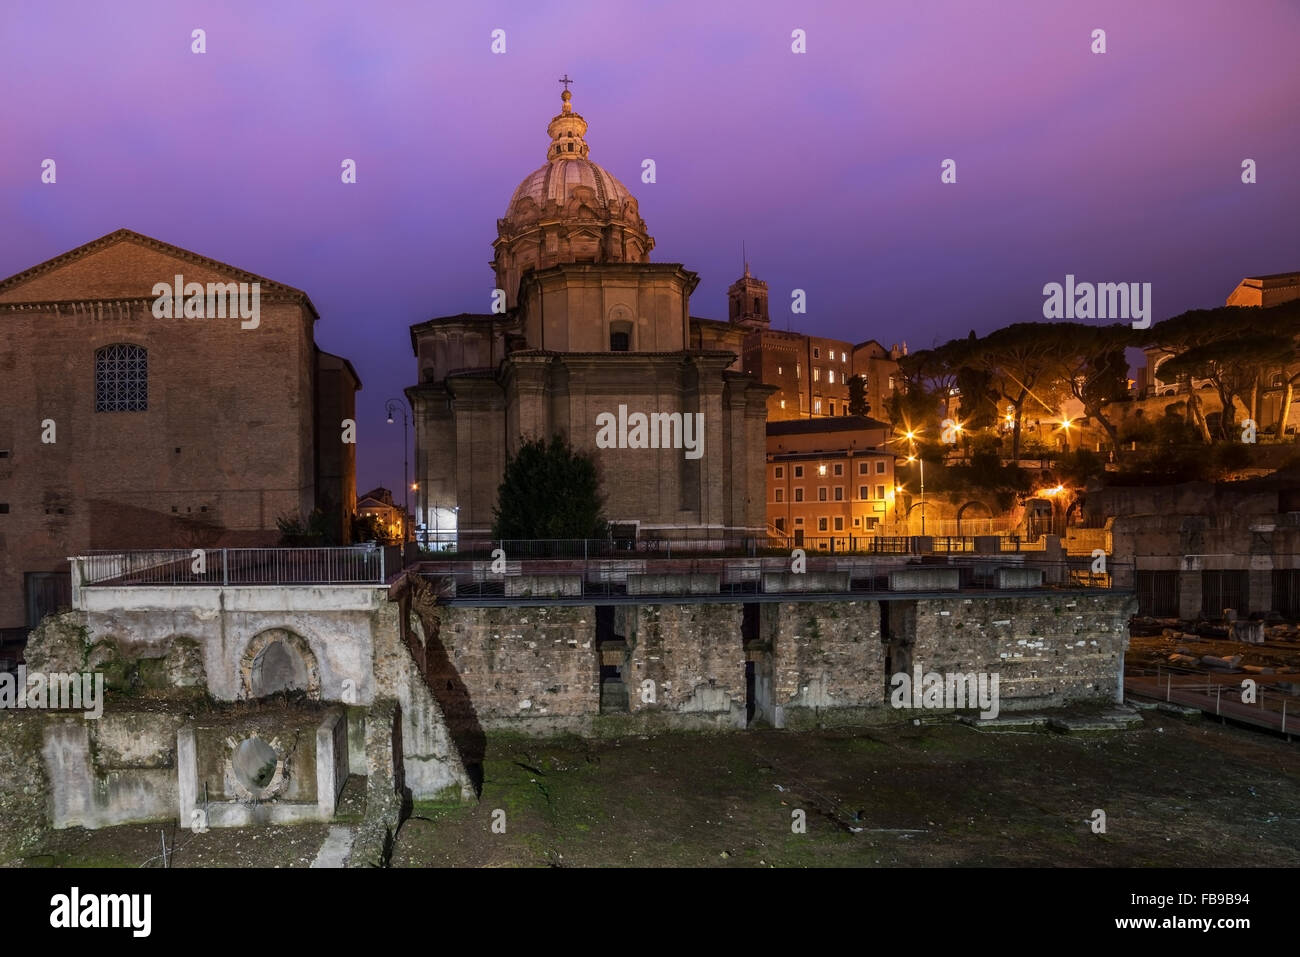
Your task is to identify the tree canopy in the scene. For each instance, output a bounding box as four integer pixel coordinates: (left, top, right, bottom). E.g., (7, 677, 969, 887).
(492, 434, 608, 540)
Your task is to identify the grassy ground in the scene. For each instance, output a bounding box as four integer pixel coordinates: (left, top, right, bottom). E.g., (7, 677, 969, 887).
(15, 712, 1299, 867)
(19, 821, 331, 868)
(392, 713, 1300, 867)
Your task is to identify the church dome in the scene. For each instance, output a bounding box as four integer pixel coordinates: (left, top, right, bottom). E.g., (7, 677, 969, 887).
(493, 88, 654, 307)
(504, 156, 638, 225)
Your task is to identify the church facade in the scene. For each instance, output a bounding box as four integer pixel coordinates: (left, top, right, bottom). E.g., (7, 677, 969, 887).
(407, 90, 773, 547)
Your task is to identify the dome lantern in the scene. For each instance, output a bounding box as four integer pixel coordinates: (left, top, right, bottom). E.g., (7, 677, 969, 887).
(546, 89, 590, 161)
(492, 82, 655, 309)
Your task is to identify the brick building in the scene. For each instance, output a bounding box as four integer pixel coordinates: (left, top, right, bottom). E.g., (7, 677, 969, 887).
(0, 229, 359, 634)
(721, 264, 905, 422)
(765, 416, 897, 546)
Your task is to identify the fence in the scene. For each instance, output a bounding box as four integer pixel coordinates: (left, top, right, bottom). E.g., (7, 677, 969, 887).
(441, 532, 1055, 561)
(417, 556, 1130, 601)
(75, 546, 396, 587)
(1128, 665, 1298, 737)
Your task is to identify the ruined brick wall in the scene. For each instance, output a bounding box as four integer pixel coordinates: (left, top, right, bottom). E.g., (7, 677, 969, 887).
(625, 603, 745, 727)
(350, 697, 406, 868)
(432, 605, 599, 732)
(911, 594, 1135, 709)
(372, 596, 474, 800)
(767, 600, 885, 729)
(430, 594, 1132, 733)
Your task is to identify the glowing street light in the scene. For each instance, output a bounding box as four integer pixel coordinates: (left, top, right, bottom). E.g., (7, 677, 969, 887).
(386, 398, 411, 545)
(903, 447, 926, 536)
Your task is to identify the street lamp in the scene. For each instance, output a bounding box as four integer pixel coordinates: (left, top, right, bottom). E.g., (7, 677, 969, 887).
(385, 398, 410, 545)
(905, 449, 926, 536)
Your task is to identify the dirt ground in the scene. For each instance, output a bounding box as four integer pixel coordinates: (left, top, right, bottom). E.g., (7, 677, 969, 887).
(14, 774, 364, 868)
(392, 712, 1300, 867)
(16, 712, 1298, 868)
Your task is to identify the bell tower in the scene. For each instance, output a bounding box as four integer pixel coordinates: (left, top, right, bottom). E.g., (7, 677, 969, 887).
(728, 255, 769, 330)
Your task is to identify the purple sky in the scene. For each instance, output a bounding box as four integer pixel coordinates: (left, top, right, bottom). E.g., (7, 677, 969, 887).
(3, 0, 1297, 497)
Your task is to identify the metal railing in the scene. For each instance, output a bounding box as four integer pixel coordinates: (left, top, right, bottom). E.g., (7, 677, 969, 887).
(417, 556, 1131, 602)
(75, 546, 396, 587)
(437, 532, 1061, 560)
(1128, 665, 1298, 736)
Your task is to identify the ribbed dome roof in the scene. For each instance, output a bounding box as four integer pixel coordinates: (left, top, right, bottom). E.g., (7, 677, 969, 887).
(500, 88, 645, 230)
(506, 156, 637, 219)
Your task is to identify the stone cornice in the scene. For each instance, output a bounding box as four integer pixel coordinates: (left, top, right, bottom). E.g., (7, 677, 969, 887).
(408, 313, 513, 355)
(0, 295, 309, 317)
(526, 261, 700, 297)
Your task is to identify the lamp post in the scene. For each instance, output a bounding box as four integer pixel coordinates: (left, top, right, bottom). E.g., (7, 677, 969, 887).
(385, 399, 409, 545)
(904, 429, 926, 536)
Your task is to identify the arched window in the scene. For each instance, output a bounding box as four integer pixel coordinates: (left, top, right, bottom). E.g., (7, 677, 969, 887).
(95, 344, 148, 412)
(609, 312, 633, 352)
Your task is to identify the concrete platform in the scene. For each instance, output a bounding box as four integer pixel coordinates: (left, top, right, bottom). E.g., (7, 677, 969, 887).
(1047, 707, 1144, 733)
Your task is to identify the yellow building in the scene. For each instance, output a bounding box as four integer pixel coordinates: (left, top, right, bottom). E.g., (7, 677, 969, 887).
(765, 417, 897, 547)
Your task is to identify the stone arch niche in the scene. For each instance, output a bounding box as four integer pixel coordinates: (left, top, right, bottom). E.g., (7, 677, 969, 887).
(239, 628, 321, 700)
(955, 500, 994, 534)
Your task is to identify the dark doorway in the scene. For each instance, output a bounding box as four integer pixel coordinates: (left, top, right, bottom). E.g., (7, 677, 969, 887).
(25, 571, 71, 629)
(880, 599, 916, 696)
(742, 602, 772, 726)
(745, 659, 756, 724)
(595, 605, 629, 713)
(595, 605, 615, 643)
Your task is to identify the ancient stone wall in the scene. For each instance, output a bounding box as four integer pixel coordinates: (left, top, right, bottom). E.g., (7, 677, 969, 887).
(625, 603, 746, 728)
(767, 600, 884, 729)
(349, 698, 407, 868)
(0, 713, 49, 863)
(429, 604, 598, 733)
(911, 594, 1135, 709)
(428, 593, 1133, 733)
